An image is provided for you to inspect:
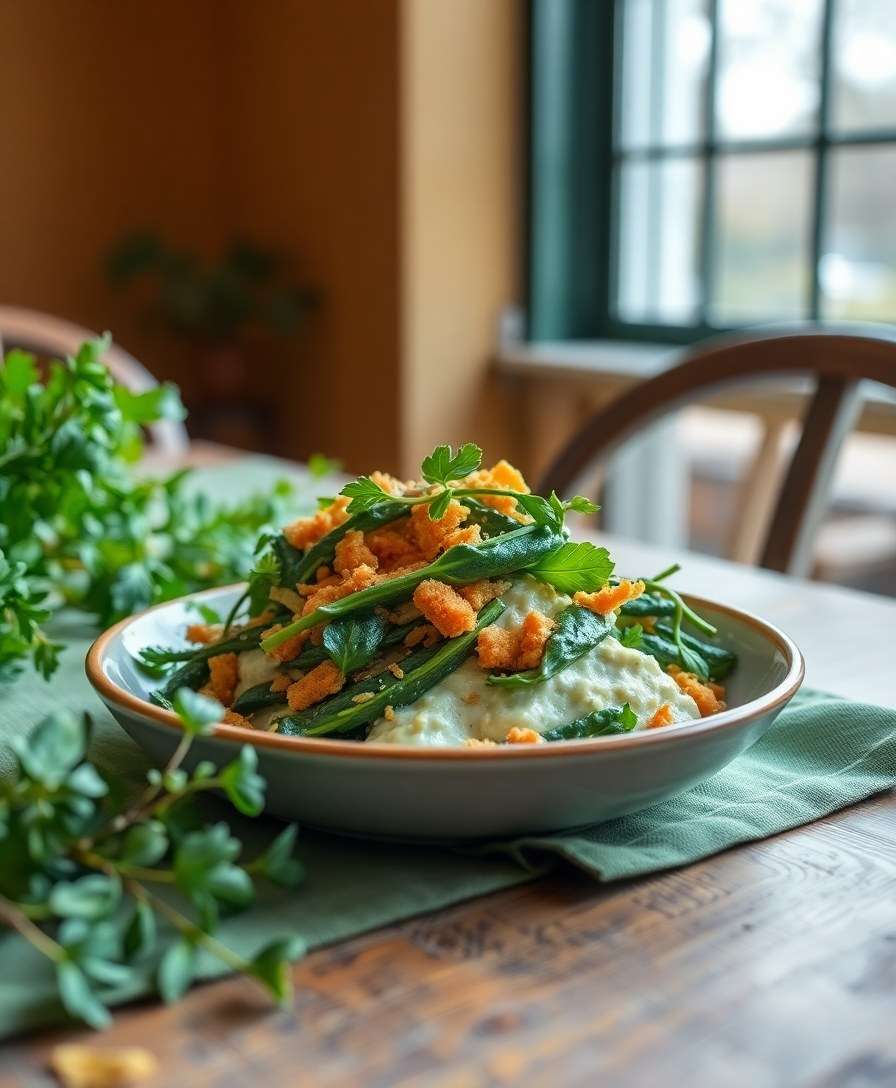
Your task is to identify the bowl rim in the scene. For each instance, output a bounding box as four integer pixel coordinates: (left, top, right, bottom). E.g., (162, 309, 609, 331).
(86, 583, 805, 762)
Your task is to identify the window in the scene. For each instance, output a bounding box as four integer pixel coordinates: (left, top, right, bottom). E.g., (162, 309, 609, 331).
(528, 0, 896, 342)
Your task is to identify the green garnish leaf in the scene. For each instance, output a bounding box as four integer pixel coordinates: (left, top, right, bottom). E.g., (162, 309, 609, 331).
(421, 442, 482, 485)
(525, 541, 614, 594)
(564, 495, 600, 515)
(247, 550, 281, 615)
(322, 611, 389, 674)
(542, 703, 638, 742)
(426, 488, 453, 521)
(340, 475, 391, 512)
(618, 623, 644, 649)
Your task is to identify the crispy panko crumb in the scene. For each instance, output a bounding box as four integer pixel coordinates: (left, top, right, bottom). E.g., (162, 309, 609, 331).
(505, 726, 544, 744)
(270, 673, 292, 693)
(283, 496, 350, 551)
(463, 459, 531, 520)
(261, 623, 308, 663)
(641, 615, 658, 634)
(287, 660, 344, 711)
(222, 709, 253, 728)
(477, 611, 554, 671)
(316, 564, 332, 582)
(387, 662, 405, 679)
(302, 564, 378, 615)
(413, 579, 477, 638)
(352, 691, 375, 704)
(575, 579, 646, 616)
(476, 625, 519, 670)
(515, 610, 556, 670)
(365, 525, 423, 572)
(186, 622, 221, 644)
(667, 665, 727, 717)
(384, 704, 395, 721)
(334, 529, 379, 575)
(464, 737, 497, 748)
(206, 653, 238, 706)
(646, 703, 673, 729)
(50, 1043, 158, 1088)
(457, 579, 510, 612)
(442, 524, 482, 551)
(410, 499, 471, 560)
(404, 623, 442, 648)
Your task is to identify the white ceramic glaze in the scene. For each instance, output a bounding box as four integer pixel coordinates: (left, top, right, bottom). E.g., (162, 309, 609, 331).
(86, 586, 804, 841)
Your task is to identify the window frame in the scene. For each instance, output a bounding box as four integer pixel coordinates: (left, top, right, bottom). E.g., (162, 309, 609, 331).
(527, 0, 896, 345)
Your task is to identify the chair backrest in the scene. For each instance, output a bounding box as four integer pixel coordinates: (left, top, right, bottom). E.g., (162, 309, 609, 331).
(0, 305, 188, 454)
(539, 324, 896, 576)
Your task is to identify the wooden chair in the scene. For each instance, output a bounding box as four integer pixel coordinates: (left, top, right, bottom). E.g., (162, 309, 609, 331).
(539, 324, 896, 577)
(0, 305, 188, 454)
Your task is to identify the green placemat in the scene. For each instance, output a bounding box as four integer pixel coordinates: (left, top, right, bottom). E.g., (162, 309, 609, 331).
(1, 458, 894, 1039)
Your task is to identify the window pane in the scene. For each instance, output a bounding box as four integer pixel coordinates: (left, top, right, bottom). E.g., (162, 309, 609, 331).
(716, 0, 822, 141)
(711, 151, 812, 322)
(616, 157, 702, 324)
(616, 0, 710, 149)
(820, 146, 896, 320)
(617, 0, 653, 149)
(831, 0, 896, 133)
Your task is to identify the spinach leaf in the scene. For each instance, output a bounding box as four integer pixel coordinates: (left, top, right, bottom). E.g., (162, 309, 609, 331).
(322, 612, 389, 674)
(525, 541, 614, 595)
(487, 604, 614, 689)
(542, 703, 637, 742)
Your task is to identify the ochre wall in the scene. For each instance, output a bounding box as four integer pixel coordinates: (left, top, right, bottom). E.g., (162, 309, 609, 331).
(0, 0, 519, 475)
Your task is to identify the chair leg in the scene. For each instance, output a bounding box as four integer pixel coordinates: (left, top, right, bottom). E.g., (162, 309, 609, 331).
(728, 420, 789, 566)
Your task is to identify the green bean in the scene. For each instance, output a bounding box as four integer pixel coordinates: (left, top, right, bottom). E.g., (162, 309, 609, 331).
(278, 598, 505, 737)
(637, 624, 736, 681)
(618, 592, 677, 619)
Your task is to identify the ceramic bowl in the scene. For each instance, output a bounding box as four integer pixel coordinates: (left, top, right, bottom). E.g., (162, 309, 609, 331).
(86, 585, 804, 841)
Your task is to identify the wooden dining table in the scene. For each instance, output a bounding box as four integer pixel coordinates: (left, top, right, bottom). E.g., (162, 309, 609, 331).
(4, 445, 895, 1087)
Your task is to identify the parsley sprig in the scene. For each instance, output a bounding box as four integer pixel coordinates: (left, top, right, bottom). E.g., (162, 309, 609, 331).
(340, 443, 599, 533)
(0, 691, 304, 1029)
(0, 336, 302, 681)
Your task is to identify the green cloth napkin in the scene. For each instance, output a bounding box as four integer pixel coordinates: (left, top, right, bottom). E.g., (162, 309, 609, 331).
(1, 457, 893, 1039)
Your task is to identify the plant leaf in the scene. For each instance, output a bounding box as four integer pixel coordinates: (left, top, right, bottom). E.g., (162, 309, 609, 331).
(322, 611, 388, 674)
(488, 604, 614, 689)
(56, 961, 111, 1029)
(220, 747, 267, 817)
(340, 476, 390, 513)
(250, 936, 305, 1006)
(525, 541, 614, 595)
(542, 703, 638, 742)
(172, 688, 223, 735)
(421, 442, 482, 484)
(49, 874, 121, 920)
(158, 937, 197, 1003)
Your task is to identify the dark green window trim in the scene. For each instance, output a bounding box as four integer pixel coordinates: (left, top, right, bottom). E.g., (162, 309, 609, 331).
(527, 0, 896, 345)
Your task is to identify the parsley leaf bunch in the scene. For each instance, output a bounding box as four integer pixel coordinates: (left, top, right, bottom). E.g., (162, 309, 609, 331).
(0, 336, 299, 681)
(0, 692, 305, 1029)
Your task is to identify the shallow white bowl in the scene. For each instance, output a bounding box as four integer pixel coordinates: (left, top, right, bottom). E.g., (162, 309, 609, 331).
(86, 585, 804, 841)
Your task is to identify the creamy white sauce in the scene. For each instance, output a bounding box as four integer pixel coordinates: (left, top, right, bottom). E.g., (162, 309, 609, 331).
(367, 576, 698, 746)
(234, 648, 280, 699)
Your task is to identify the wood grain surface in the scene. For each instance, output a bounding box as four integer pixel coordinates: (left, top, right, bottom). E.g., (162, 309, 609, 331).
(2, 470, 895, 1086)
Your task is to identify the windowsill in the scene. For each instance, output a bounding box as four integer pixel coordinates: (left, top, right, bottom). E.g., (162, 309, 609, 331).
(494, 337, 896, 434)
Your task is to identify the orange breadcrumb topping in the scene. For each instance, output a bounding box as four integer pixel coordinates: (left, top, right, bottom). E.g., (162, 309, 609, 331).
(442, 524, 482, 551)
(334, 529, 378, 575)
(667, 665, 727, 717)
(412, 579, 477, 638)
(464, 737, 497, 747)
(574, 579, 646, 616)
(404, 623, 442, 648)
(206, 653, 238, 706)
(476, 610, 554, 672)
(476, 625, 519, 670)
(283, 496, 350, 551)
(463, 459, 531, 520)
(316, 564, 333, 582)
(260, 623, 309, 663)
(302, 564, 378, 615)
(641, 615, 658, 634)
(365, 525, 422, 573)
(457, 579, 510, 612)
(186, 622, 221, 645)
(646, 703, 673, 729)
(505, 727, 544, 744)
(370, 470, 408, 496)
(270, 673, 291, 693)
(410, 500, 471, 560)
(384, 705, 395, 721)
(286, 660, 345, 711)
(387, 662, 405, 679)
(222, 709, 253, 728)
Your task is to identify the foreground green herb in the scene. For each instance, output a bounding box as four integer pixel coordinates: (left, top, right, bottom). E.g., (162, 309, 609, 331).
(0, 336, 308, 681)
(542, 704, 638, 742)
(487, 605, 614, 689)
(0, 696, 305, 1029)
(278, 598, 505, 737)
